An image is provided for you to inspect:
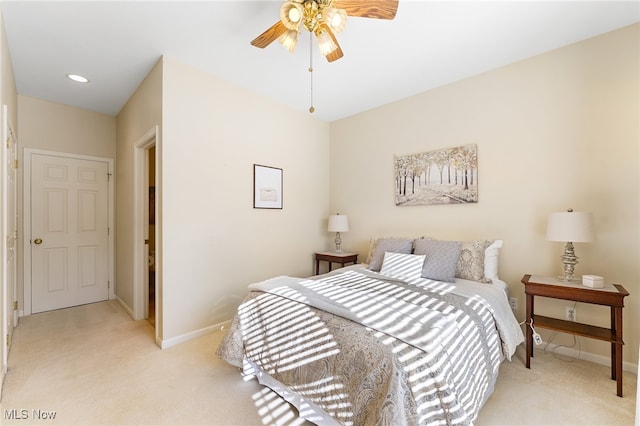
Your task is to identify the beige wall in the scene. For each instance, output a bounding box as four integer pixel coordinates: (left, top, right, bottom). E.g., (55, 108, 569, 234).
(159, 57, 330, 343)
(330, 24, 639, 367)
(1, 12, 16, 122)
(116, 57, 330, 345)
(18, 96, 116, 158)
(115, 57, 163, 327)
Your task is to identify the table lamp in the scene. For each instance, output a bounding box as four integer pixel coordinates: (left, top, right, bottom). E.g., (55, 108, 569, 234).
(546, 208, 595, 282)
(328, 214, 349, 253)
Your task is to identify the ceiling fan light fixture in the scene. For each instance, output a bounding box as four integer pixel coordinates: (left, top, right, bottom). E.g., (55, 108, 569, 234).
(323, 7, 347, 33)
(250, 0, 399, 62)
(315, 28, 338, 56)
(278, 29, 299, 53)
(302, 1, 320, 32)
(280, 1, 303, 30)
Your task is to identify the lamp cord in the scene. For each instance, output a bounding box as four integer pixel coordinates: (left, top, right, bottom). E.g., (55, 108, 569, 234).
(519, 307, 581, 363)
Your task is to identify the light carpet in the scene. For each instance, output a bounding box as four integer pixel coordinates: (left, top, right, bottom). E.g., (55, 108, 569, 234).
(0, 301, 636, 425)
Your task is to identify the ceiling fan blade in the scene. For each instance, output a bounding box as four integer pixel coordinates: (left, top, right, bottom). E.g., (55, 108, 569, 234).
(326, 46, 344, 62)
(250, 21, 287, 48)
(322, 25, 344, 62)
(334, 0, 399, 19)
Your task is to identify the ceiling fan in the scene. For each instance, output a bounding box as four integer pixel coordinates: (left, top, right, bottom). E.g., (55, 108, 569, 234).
(251, 0, 399, 63)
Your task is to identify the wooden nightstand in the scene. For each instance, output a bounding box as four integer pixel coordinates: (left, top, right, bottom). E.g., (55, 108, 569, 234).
(314, 251, 358, 275)
(521, 274, 629, 397)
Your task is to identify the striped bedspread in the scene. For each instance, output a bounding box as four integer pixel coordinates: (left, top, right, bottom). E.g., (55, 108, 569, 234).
(217, 268, 523, 425)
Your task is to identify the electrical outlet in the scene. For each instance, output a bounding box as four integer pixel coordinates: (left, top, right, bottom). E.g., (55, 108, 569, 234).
(565, 306, 577, 322)
(509, 297, 518, 311)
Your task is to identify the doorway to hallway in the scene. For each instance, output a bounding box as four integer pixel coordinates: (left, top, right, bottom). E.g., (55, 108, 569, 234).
(23, 149, 115, 316)
(133, 126, 159, 345)
(147, 146, 156, 327)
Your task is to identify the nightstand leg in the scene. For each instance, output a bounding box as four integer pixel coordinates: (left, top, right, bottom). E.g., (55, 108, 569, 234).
(613, 306, 623, 397)
(525, 293, 533, 368)
(615, 342, 623, 397)
(610, 307, 616, 381)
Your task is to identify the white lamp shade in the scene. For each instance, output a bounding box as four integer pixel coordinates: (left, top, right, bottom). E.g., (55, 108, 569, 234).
(546, 211, 595, 243)
(328, 215, 349, 233)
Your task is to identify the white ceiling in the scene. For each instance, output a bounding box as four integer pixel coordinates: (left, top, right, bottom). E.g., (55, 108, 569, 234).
(1, 1, 638, 122)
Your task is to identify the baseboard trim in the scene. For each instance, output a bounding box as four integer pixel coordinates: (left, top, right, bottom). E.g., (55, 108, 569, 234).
(116, 296, 135, 319)
(158, 320, 232, 350)
(542, 340, 638, 374)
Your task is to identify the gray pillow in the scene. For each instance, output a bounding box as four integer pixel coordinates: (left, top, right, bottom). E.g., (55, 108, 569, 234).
(414, 239, 462, 282)
(367, 238, 413, 272)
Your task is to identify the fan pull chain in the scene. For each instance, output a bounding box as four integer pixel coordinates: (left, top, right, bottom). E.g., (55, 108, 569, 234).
(309, 32, 315, 113)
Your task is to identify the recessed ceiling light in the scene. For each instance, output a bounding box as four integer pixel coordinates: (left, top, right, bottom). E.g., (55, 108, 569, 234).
(66, 73, 89, 83)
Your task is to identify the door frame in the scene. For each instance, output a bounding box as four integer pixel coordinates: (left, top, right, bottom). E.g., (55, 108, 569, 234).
(133, 126, 159, 344)
(22, 149, 115, 316)
(1, 104, 18, 386)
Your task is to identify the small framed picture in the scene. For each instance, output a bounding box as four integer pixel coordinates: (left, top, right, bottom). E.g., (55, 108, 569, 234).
(253, 164, 283, 209)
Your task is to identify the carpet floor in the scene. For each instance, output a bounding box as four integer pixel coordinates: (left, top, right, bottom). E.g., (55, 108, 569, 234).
(0, 300, 636, 425)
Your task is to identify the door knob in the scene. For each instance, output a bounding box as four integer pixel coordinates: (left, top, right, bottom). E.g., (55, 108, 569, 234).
(33, 238, 43, 245)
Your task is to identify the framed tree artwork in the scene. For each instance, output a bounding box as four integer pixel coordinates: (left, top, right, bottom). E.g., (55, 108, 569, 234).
(395, 144, 478, 206)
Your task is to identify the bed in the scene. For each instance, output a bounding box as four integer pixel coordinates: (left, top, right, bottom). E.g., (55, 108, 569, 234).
(217, 237, 524, 425)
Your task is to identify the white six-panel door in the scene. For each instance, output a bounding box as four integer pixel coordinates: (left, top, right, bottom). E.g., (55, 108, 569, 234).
(30, 153, 109, 313)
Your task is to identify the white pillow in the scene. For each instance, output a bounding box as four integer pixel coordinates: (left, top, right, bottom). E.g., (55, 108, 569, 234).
(484, 240, 503, 282)
(379, 252, 426, 281)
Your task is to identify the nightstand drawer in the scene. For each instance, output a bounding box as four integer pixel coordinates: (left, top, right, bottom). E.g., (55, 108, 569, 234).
(314, 251, 358, 275)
